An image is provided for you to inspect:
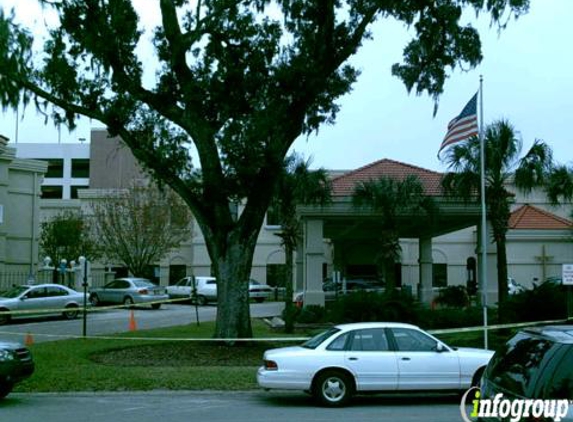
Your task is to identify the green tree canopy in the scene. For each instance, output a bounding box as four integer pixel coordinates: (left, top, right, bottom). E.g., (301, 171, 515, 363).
(39, 210, 100, 282)
(0, 0, 529, 338)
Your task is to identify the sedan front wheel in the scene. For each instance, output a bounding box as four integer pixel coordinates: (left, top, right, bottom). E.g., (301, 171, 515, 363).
(313, 370, 354, 407)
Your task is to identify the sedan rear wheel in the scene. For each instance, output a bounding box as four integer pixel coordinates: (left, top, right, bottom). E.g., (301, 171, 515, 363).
(123, 296, 135, 308)
(63, 305, 79, 320)
(89, 294, 100, 307)
(196, 295, 207, 306)
(313, 370, 353, 407)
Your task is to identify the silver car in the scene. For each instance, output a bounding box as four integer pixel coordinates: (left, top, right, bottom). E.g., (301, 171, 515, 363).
(0, 283, 87, 324)
(89, 278, 168, 309)
(166, 276, 273, 305)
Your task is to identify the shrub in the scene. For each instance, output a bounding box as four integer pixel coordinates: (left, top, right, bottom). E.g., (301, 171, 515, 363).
(416, 306, 485, 330)
(433, 285, 469, 308)
(287, 305, 327, 324)
(504, 283, 567, 323)
(327, 289, 420, 324)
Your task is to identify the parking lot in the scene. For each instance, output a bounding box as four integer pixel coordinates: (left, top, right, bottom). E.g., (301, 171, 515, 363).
(0, 302, 283, 343)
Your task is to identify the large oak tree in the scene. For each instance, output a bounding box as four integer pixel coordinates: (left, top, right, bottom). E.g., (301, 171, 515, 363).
(0, 0, 529, 338)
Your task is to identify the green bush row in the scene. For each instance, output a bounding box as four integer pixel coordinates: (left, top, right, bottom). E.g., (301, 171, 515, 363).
(289, 283, 568, 330)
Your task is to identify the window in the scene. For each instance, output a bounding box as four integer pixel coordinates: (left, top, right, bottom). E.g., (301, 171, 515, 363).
(391, 328, 437, 352)
(47, 286, 68, 297)
(41, 185, 63, 199)
(71, 159, 90, 178)
(302, 328, 341, 350)
(169, 265, 186, 285)
(70, 185, 88, 199)
(432, 263, 448, 288)
(40, 159, 64, 178)
(349, 328, 390, 351)
(26, 287, 47, 299)
(486, 333, 556, 397)
(326, 332, 351, 351)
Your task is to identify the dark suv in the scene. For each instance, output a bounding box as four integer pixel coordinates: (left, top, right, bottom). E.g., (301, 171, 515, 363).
(0, 340, 35, 399)
(480, 326, 573, 421)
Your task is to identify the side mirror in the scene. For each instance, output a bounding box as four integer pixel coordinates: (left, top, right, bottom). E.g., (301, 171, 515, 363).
(436, 343, 447, 353)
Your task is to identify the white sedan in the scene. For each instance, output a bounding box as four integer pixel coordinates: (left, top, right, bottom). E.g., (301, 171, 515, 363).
(257, 322, 493, 406)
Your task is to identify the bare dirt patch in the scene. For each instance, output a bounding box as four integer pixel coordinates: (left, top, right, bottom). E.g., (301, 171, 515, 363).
(89, 341, 282, 367)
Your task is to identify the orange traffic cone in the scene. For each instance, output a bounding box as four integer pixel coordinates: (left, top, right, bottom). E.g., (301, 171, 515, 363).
(24, 332, 34, 346)
(128, 310, 137, 332)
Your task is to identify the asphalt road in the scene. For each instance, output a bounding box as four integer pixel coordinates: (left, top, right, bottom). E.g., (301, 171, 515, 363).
(1, 391, 468, 422)
(0, 301, 284, 343)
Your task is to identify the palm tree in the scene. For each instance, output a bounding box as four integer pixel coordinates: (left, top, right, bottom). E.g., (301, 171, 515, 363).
(352, 175, 438, 290)
(546, 165, 573, 205)
(273, 154, 332, 333)
(441, 119, 553, 309)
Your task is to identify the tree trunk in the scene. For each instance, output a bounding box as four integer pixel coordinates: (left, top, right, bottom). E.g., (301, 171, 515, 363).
(283, 243, 296, 334)
(213, 236, 256, 339)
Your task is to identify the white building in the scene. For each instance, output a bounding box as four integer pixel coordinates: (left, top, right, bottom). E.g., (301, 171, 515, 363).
(12, 131, 573, 304)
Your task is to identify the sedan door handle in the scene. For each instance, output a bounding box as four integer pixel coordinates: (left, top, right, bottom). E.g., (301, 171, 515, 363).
(348, 357, 358, 361)
(401, 357, 411, 361)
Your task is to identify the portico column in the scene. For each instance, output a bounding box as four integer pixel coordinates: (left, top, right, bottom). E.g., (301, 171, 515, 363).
(303, 219, 325, 306)
(295, 242, 304, 292)
(419, 236, 433, 304)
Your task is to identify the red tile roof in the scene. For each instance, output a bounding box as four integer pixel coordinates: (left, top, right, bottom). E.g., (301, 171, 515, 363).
(331, 158, 444, 197)
(509, 204, 572, 230)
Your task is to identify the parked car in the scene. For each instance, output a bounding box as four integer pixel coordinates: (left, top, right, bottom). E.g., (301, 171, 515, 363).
(166, 276, 217, 305)
(247, 279, 274, 303)
(293, 279, 384, 307)
(257, 322, 493, 406)
(0, 283, 87, 325)
(480, 325, 573, 421)
(0, 340, 34, 399)
(166, 276, 273, 305)
(89, 278, 168, 309)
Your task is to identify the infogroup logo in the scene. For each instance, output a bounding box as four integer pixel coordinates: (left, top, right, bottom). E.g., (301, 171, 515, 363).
(460, 387, 570, 422)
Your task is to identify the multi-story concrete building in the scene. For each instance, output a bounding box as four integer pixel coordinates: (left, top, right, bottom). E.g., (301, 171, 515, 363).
(0, 135, 47, 282)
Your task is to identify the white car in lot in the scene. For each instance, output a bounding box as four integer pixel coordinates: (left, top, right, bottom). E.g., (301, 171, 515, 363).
(257, 322, 494, 406)
(167, 276, 273, 305)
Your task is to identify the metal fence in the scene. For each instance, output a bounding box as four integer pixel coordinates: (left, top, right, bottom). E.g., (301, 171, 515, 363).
(0, 271, 108, 293)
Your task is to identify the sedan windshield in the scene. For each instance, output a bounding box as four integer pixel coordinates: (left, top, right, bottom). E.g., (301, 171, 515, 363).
(302, 327, 341, 349)
(1, 285, 29, 298)
(133, 280, 155, 287)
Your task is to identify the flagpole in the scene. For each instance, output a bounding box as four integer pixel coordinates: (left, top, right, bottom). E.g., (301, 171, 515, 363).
(479, 75, 488, 349)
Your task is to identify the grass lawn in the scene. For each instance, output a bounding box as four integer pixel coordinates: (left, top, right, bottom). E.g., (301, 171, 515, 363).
(15, 320, 516, 393)
(16, 320, 303, 393)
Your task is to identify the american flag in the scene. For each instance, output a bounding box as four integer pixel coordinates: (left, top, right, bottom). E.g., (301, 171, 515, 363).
(439, 93, 478, 153)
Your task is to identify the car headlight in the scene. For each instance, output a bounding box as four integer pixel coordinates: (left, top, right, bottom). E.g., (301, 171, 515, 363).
(0, 348, 15, 361)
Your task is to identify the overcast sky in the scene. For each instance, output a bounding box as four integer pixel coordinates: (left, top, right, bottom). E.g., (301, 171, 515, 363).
(1, 0, 571, 172)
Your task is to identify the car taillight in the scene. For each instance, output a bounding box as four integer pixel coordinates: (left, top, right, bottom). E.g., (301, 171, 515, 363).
(264, 360, 278, 370)
(138, 289, 149, 295)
